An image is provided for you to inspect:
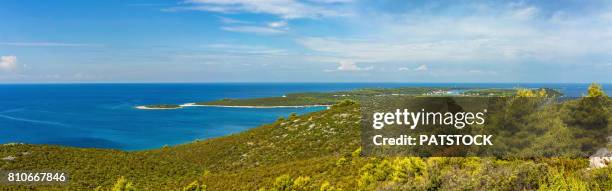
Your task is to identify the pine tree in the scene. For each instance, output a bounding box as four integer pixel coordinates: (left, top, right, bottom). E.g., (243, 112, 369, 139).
(565, 83, 609, 151)
(586, 83, 607, 98)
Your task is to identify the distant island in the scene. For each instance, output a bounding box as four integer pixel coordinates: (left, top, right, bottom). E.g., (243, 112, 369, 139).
(136, 87, 561, 110)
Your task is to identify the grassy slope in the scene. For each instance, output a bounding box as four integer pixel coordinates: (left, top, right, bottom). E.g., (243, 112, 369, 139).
(0, 104, 362, 190)
(0, 145, 206, 190)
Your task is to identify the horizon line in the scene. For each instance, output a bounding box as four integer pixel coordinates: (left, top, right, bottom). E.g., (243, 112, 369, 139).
(0, 82, 610, 85)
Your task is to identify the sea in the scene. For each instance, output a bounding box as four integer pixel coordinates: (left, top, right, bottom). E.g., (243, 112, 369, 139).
(0, 83, 610, 150)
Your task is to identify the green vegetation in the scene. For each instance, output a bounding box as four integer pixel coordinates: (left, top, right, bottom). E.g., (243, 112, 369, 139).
(142, 87, 536, 108)
(111, 176, 137, 191)
(196, 87, 454, 106)
(182, 180, 206, 191)
(461, 88, 516, 96)
(462, 88, 561, 97)
(587, 83, 607, 98)
(1, 84, 609, 190)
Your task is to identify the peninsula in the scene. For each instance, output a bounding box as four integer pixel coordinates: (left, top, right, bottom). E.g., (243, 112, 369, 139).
(136, 87, 547, 110)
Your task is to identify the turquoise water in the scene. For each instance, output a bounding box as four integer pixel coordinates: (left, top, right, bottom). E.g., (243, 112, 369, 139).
(0, 83, 609, 150)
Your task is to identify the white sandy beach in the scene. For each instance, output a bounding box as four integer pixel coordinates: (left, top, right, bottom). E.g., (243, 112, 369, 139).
(135, 103, 331, 110)
(134, 106, 184, 110)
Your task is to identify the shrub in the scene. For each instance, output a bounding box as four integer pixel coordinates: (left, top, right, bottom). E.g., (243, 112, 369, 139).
(183, 180, 206, 191)
(112, 176, 138, 191)
(272, 175, 293, 191)
(332, 100, 356, 109)
(351, 147, 362, 158)
(293, 176, 313, 191)
(320, 181, 341, 191)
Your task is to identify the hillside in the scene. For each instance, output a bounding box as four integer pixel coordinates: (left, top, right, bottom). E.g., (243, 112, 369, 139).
(0, 101, 362, 190)
(1, 87, 611, 190)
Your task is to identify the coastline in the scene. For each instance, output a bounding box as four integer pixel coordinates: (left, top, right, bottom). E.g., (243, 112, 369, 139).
(135, 103, 331, 110)
(134, 105, 184, 110)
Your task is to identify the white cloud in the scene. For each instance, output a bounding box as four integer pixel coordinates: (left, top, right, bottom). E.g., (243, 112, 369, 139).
(326, 60, 372, 72)
(172, 0, 351, 19)
(414, 65, 428, 71)
(398, 65, 427, 72)
(217, 16, 288, 35)
(268, 20, 288, 28)
(218, 16, 288, 35)
(221, 26, 286, 35)
(0, 56, 18, 72)
(512, 6, 538, 20)
(296, 2, 612, 66)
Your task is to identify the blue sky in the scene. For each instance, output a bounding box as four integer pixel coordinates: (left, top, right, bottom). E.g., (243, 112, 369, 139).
(1, 0, 611, 83)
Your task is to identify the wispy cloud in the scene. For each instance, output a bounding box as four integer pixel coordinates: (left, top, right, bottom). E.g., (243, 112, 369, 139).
(297, 2, 612, 66)
(0, 42, 102, 47)
(4, 0, 612, 82)
(221, 26, 287, 35)
(325, 60, 372, 72)
(167, 0, 352, 19)
(512, 6, 539, 20)
(398, 65, 427, 72)
(169, 0, 349, 36)
(205, 43, 288, 55)
(414, 65, 428, 71)
(217, 16, 288, 35)
(397, 67, 410, 71)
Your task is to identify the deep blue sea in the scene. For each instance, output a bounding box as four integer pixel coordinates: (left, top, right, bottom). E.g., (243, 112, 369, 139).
(0, 83, 610, 150)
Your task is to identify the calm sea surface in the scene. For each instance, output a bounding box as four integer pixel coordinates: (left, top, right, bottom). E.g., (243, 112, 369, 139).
(0, 83, 609, 150)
